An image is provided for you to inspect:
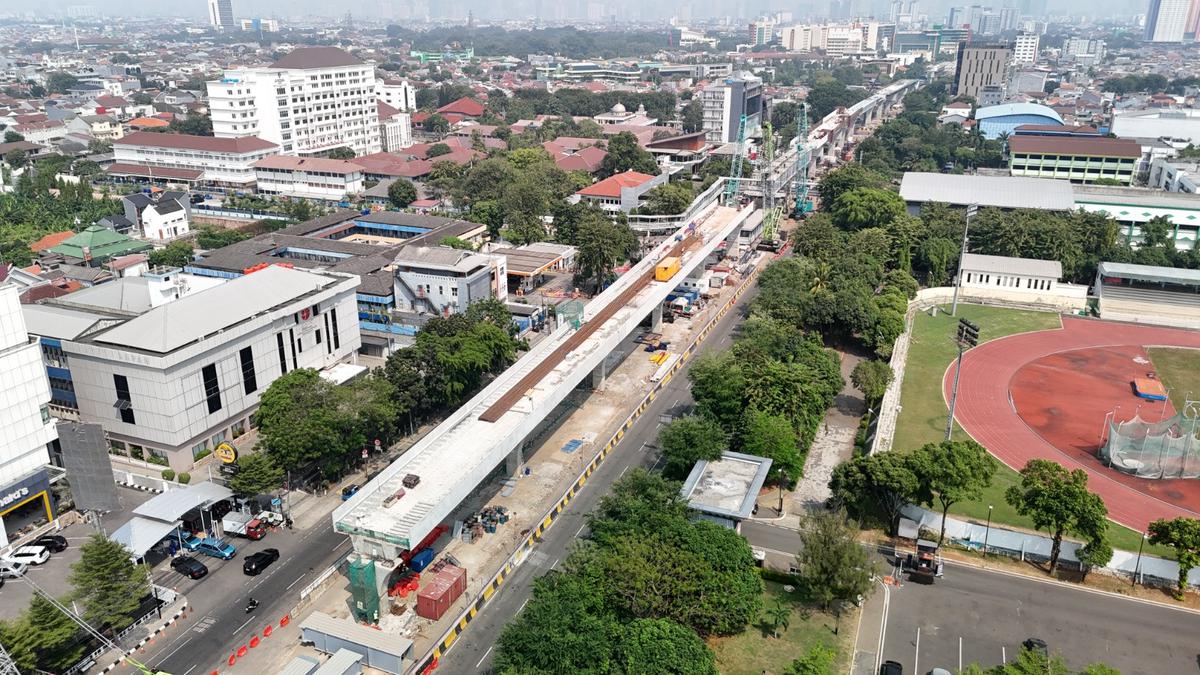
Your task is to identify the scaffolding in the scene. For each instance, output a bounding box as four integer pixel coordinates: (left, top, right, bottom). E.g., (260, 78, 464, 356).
(722, 114, 748, 206)
(793, 102, 813, 217)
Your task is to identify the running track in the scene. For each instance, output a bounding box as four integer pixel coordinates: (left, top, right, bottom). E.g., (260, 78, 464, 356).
(944, 316, 1200, 532)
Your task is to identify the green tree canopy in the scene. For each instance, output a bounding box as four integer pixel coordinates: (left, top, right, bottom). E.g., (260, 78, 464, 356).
(599, 131, 659, 177)
(69, 533, 151, 633)
(850, 359, 893, 405)
(638, 182, 694, 215)
(657, 415, 727, 479)
(794, 509, 876, 609)
(739, 408, 802, 480)
(910, 439, 997, 546)
(1005, 459, 1108, 574)
(229, 451, 285, 496)
(1147, 516, 1200, 598)
(574, 208, 635, 290)
(148, 239, 194, 268)
(327, 146, 356, 159)
(829, 451, 922, 535)
(387, 178, 418, 208)
(426, 142, 452, 157)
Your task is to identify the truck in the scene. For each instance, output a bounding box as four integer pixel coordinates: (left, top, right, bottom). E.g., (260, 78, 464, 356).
(222, 511, 267, 540)
(655, 256, 681, 282)
(904, 539, 943, 584)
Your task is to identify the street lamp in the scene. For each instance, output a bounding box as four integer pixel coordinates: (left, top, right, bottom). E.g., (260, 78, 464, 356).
(983, 505, 993, 557)
(777, 468, 790, 515)
(1132, 533, 1147, 587)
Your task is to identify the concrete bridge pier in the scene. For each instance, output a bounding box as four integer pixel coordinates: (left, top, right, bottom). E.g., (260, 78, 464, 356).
(650, 304, 663, 332)
(591, 359, 607, 389)
(506, 443, 526, 477)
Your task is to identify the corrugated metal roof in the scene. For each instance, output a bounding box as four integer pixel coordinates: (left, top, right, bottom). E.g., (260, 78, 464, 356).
(899, 172, 1075, 211)
(1098, 261, 1200, 285)
(961, 253, 1062, 279)
(313, 649, 363, 674)
(300, 612, 413, 657)
(133, 481, 233, 521)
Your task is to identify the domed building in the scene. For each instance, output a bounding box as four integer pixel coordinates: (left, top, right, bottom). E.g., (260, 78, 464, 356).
(975, 103, 1064, 139)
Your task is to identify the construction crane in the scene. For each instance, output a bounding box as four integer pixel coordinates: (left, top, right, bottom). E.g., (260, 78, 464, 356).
(722, 114, 748, 206)
(15, 573, 170, 675)
(793, 102, 814, 217)
(758, 122, 786, 247)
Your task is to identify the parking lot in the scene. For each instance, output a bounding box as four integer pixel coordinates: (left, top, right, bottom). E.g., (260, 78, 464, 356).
(878, 560, 1200, 674)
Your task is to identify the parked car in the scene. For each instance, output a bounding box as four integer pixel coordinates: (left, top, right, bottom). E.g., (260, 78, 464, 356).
(242, 548, 280, 576)
(170, 556, 208, 580)
(32, 535, 68, 553)
(0, 561, 28, 578)
(880, 661, 903, 675)
(4, 546, 50, 566)
(341, 484, 360, 501)
(190, 538, 237, 560)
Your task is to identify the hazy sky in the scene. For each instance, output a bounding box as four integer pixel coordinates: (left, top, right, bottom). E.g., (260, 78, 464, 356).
(1, 0, 1140, 21)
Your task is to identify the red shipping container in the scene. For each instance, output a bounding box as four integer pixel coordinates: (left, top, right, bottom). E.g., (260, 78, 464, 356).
(416, 577, 453, 620)
(439, 564, 466, 600)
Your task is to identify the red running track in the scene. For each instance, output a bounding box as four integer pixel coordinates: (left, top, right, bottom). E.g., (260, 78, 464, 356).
(943, 316, 1200, 532)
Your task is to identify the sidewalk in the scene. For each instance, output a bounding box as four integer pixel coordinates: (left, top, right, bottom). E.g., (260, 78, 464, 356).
(757, 348, 866, 529)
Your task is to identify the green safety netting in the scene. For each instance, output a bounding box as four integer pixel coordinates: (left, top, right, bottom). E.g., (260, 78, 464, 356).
(1099, 413, 1200, 479)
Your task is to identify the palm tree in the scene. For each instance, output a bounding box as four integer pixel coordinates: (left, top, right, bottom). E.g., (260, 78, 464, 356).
(808, 261, 833, 294)
(764, 600, 791, 639)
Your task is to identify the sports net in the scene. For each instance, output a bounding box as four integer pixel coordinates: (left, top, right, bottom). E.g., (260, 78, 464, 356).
(1099, 413, 1200, 479)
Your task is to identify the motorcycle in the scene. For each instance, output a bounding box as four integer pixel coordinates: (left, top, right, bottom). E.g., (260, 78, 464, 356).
(244, 598, 259, 614)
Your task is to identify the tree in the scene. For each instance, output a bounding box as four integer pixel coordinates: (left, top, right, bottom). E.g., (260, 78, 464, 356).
(255, 369, 345, 470)
(69, 533, 150, 633)
(794, 510, 876, 609)
(739, 408, 802, 479)
(424, 113, 450, 133)
(762, 600, 791, 638)
(3, 130, 24, 143)
(574, 209, 635, 290)
(599, 131, 658, 177)
(494, 570, 621, 674)
(229, 451, 285, 496)
(46, 71, 79, 94)
(850, 359, 893, 405)
(817, 163, 888, 210)
(439, 236, 474, 250)
(1005, 459, 1108, 575)
(148, 239, 194, 268)
(1076, 536, 1113, 582)
(911, 440, 997, 546)
(829, 452, 921, 535)
(426, 142, 452, 158)
(613, 618, 717, 675)
(681, 99, 703, 133)
(831, 187, 906, 231)
(26, 593, 88, 671)
(639, 182, 694, 215)
(785, 644, 838, 675)
(387, 178, 418, 208)
(196, 226, 250, 250)
(170, 113, 213, 136)
(1147, 517, 1200, 599)
(328, 146, 356, 159)
(4, 149, 27, 168)
(657, 415, 727, 479)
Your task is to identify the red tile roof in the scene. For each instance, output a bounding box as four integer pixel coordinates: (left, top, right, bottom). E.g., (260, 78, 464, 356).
(436, 97, 486, 118)
(555, 146, 607, 173)
(30, 230, 76, 252)
(1008, 135, 1141, 158)
(117, 131, 278, 154)
(95, 95, 129, 108)
(576, 171, 657, 198)
(129, 117, 170, 128)
(377, 101, 401, 120)
(254, 155, 362, 174)
(105, 162, 204, 180)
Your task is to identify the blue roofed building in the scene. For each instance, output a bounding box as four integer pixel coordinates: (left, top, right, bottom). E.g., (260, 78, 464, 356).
(976, 103, 1064, 140)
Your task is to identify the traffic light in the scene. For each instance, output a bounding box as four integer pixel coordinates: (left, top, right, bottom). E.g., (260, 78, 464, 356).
(957, 318, 980, 347)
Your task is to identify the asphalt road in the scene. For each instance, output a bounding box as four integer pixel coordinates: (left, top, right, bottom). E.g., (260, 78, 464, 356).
(879, 558, 1200, 675)
(438, 272, 758, 673)
(138, 516, 349, 674)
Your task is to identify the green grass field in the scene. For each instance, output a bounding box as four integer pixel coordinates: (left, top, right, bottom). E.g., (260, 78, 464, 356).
(1147, 347, 1200, 415)
(710, 581, 850, 675)
(893, 304, 1172, 556)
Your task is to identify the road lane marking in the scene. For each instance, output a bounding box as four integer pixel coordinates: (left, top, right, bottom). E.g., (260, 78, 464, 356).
(286, 575, 304, 590)
(182, 664, 197, 675)
(475, 645, 494, 669)
(575, 524, 586, 537)
(156, 636, 194, 663)
(550, 558, 559, 569)
(914, 626, 920, 675)
(618, 466, 628, 478)
(516, 598, 529, 614)
(231, 616, 254, 635)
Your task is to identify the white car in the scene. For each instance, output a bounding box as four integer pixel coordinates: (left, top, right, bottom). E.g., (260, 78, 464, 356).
(0, 561, 28, 578)
(4, 545, 50, 566)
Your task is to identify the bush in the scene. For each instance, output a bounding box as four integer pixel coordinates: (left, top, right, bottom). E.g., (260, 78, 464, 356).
(177, 472, 191, 484)
(147, 454, 168, 466)
(161, 469, 176, 481)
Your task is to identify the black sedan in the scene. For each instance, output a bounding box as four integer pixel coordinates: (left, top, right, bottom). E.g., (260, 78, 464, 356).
(242, 548, 280, 576)
(170, 556, 208, 580)
(32, 535, 68, 553)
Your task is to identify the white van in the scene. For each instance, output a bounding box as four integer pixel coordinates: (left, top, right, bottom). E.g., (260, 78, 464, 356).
(4, 545, 50, 566)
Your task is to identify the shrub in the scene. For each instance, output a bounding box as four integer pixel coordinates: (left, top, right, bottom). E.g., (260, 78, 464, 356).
(161, 469, 176, 481)
(177, 472, 191, 484)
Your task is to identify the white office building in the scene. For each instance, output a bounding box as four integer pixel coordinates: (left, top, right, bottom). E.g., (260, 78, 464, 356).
(378, 103, 413, 152)
(0, 284, 58, 548)
(208, 47, 382, 157)
(393, 247, 508, 316)
(207, 0, 233, 30)
(22, 267, 361, 472)
(111, 131, 278, 187)
(375, 79, 416, 112)
(699, 72, 766, 143)
(253, 155, 365, 201)
(1012, 33, 1039, 65)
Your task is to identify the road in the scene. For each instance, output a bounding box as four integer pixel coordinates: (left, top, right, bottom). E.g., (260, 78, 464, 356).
(136, 516, 349, 674)
(439, 269, 759, 673)
(875, 557, 1200, 674)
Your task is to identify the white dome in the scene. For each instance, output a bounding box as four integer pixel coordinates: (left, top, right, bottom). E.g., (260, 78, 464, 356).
(611, 101, 626, 113)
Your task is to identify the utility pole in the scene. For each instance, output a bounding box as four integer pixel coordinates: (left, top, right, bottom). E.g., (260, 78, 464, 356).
(950, 203, 978, 316)
(0, 642, 20, 675)
(945, 318, 980, 441)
